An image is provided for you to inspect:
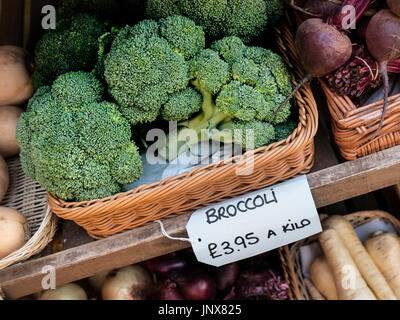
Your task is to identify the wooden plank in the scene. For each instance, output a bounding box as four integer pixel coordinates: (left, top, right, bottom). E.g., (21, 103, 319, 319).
(1, 145, 400, 299)
(309, 145, 400, 207)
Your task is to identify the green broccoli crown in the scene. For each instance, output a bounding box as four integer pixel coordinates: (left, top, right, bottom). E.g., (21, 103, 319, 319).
(32, 13, 107, 89)
(16, 72, 143, 202)
(161, 88, 203, 122)
(156, 36, 293, 161)
(104, 15, 205, 125)
(145, 0, 285, 42)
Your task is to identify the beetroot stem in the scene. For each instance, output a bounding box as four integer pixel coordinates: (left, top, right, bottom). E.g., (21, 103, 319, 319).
(269, 74, 312, 125)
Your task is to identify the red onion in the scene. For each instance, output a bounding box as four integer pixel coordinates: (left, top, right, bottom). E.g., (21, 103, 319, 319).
(215, 262, 240, 292)
(171, 270, 216, 300)
(151, 280, 185, 300)
(146, 253, 189, 278)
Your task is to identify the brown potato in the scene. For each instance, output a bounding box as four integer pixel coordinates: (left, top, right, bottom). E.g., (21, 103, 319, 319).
(0, 106, 23, 158)
(0, 46, 33, 106)
(0, 207, 27, 259)
(0, 155, 8, 203)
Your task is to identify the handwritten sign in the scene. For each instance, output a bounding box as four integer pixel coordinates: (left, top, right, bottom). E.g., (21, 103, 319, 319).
(186, 175, 322, 267)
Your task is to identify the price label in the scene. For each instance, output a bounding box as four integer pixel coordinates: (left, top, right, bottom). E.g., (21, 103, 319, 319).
(186, 175, 322, 267)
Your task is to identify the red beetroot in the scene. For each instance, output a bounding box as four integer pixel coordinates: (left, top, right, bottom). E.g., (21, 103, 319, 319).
(366, 9, 400, 139)
(271, 1, 374, 122)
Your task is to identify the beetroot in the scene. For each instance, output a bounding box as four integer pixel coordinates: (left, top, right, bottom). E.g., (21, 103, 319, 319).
(271, 18, 352, 121)
(388, 0, 400, 17)
(366, 9, 400, 139)
(296, 19, 352, 78)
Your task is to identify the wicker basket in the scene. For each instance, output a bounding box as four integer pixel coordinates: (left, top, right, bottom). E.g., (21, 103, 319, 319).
(321, 79, 400, 160)
(0, 157, 58, 270)
(279, 210, 400, 300)
(48, 14, 319, 239)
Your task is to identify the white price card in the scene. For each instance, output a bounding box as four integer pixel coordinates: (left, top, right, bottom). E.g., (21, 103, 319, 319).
(186, 175, 322, 267)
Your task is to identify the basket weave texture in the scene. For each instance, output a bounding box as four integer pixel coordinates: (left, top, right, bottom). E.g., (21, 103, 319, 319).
(279, 210, 400, 300)
(48, 14, 319, 239)
(0, 157, 57, 270)
(321, 80, 400, 160)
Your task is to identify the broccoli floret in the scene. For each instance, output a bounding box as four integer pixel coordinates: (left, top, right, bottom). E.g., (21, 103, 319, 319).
(156, 36, 292, 161)
(273, 120, 298, 142)
(32, 13, 107, 89)
(145, 0, 285, 42)
(16, 72, 143, 202)
(218, 120, 276, 150)
(162, 88, 203, 121)
(104, 15, 205, 125)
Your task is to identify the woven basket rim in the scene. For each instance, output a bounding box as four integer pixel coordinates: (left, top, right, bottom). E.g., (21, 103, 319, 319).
(48, 14, 318, 210)
(281, 210, 400, 300)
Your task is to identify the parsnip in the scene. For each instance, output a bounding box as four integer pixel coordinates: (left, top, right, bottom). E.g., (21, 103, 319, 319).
(309, 256, 338, 300)
(323, 215, 396, 300)
(305, 278, 325, 300)
(319, 229, 376, 300)
(365, 231, 400, 299)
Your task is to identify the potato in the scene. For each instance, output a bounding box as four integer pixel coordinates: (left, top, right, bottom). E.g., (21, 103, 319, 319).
(0, 155, 8, 202)
(0, 106, 23, 158)
(0, 46, 33, 106)
(0, 207, 27, 259)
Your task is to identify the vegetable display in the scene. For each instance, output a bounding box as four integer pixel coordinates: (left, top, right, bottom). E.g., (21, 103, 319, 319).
(145, 0, 285, 42)
(15, 3, 295, 202)
(16, 71, 143, 202)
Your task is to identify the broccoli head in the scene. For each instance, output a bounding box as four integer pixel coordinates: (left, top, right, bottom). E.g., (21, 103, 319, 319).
(156, 36, 293, 161)
(16, 71, 143, 202)
(145, 0, 285, 42)
(32, 13, 107, 89)
(103, 15, 205, 126)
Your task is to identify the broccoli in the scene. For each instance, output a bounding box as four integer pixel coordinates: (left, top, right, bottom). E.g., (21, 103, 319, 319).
(273, 120, 298, 142)
(16, 72, 143, 202)
(103, 15, 205, 125)
(156, 36, 293, 161)
(32, 13, 107, 89)
(145, 0, 285, 42)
